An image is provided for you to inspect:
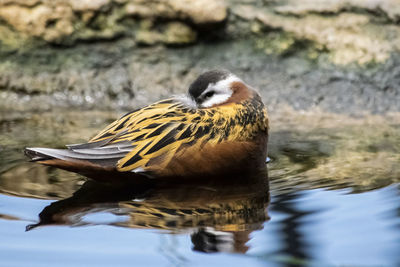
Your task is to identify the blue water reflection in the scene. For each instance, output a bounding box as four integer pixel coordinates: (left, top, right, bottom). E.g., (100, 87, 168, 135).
(248, 186, 400, 266)
(1, 183, 399, 266)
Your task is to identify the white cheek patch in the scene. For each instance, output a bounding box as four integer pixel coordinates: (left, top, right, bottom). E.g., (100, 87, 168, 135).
(200, 74, 242, 108)
(200, 92, 232, 108)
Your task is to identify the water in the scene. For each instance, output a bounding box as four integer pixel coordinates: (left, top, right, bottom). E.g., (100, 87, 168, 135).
(1, 110, 400, 266)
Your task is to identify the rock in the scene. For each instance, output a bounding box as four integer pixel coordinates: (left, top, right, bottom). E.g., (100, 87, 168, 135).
(1, 0, 399, 65)
(69, 0, 112, 11)
(0, 4, 75, 44)
(0, 0, 227, 49)
(136, 20, 197, 46)
(1, 0, 400, 114)
(274, 0, 400, 23)
(126, 0, 227, 25)
(231, 1, 400, 65)
(162, 22, 197, 45)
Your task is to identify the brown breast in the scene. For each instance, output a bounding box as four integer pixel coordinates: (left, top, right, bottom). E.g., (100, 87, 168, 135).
(152, 133, 268, 179)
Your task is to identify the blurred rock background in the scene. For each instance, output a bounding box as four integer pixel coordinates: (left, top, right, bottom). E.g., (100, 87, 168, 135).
(0, 0, 399, 114)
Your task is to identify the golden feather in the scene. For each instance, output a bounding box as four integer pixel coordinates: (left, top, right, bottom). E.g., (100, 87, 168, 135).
(88, 96, 268, 173)
(24, 70, 269, 179)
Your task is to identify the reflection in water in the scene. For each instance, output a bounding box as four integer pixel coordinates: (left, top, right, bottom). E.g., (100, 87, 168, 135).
(270, 192, 314, 265)
(26, 170, 270, 254)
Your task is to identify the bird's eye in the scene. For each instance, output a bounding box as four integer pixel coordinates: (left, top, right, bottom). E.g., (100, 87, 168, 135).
(204, 91, 215, 98)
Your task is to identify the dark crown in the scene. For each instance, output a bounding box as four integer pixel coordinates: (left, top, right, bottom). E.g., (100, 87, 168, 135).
(188, 70, 231, 99)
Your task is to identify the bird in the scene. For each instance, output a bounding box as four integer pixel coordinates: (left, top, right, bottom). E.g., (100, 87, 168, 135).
(25, 70, 269, 180)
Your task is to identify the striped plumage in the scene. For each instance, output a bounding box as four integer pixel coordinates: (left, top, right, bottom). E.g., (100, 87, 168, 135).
(25, 70, 269, 179)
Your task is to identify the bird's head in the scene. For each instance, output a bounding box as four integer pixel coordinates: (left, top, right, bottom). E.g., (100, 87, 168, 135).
(188, 70, 251, 108)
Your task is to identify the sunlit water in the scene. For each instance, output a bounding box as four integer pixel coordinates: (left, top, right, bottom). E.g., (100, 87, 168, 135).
(1, 111, 399, 266)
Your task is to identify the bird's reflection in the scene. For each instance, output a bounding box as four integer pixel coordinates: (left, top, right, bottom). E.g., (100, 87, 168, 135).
(27, 169, 270, 254)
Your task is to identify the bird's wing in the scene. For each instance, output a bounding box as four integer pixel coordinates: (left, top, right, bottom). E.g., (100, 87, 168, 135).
(71, 98, 221, 172)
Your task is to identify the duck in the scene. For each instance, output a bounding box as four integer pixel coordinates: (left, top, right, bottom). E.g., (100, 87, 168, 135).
(25, 70, 269, 180)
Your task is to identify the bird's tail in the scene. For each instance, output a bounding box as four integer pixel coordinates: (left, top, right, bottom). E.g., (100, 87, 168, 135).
(24, 147, 115, 175)
(25, 147, 64, 162)
(23, 147, 151, 182)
